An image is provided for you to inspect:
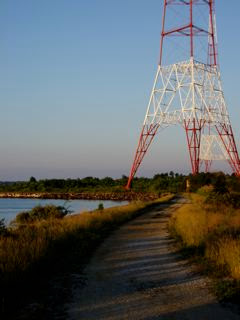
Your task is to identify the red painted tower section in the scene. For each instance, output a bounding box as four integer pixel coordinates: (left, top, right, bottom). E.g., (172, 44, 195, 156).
(126, 0, 240, 189)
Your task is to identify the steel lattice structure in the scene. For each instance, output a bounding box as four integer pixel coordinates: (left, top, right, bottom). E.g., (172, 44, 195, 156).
(126, 0, 240, 189)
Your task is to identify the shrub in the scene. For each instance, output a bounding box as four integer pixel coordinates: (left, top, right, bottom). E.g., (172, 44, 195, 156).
(205, 191, 240, 209)
(0, 218, 7, 236)
(212, 173, 228, 195)
(97, 203, 104, 211)
(205, 192, 231, 207)
(15, 204, 70, 224)
(197, 185, 214, 196)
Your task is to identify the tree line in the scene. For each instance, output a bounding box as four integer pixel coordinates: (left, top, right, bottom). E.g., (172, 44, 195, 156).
(1, 172, 240, 194)
(0, 172, 185, 194)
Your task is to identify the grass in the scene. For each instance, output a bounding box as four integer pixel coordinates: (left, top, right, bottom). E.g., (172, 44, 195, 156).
(169, 192, 240, 301)
(0, 193, 174, 318)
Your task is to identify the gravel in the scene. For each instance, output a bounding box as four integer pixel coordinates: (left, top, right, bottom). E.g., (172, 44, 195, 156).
(66, 198, 240, 320)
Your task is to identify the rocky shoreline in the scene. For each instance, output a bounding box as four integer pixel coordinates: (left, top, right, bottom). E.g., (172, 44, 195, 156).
(0, 192, 159, 201)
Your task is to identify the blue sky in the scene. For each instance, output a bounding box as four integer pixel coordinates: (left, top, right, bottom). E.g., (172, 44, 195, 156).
(1, 0, 240, 180)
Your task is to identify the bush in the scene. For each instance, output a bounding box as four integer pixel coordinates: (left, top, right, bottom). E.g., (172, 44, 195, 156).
(205, 191, 231, 207)
(97, 203, 104, 211)
(15, 205, 70, 224)
(205, 191, 240, 209)
(0, 218, 7, 236)
(197, 185, 214, 196)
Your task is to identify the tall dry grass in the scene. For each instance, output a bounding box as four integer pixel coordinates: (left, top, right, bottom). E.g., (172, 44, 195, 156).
(169, 193, 240, 280)
(0, 194, 174, 316)
(206, 237, 240, 280)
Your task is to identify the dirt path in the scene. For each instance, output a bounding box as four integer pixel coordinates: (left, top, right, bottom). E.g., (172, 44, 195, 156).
(66, 198, 239, 320)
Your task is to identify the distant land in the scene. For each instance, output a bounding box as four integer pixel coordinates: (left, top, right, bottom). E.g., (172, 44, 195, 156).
(0, 173, 186, 200)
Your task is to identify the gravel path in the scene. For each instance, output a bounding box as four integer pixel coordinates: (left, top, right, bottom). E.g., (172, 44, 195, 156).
(66, 198, 239, 320)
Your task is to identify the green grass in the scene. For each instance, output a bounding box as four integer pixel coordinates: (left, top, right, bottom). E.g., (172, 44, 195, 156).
(0, 194, 174, 318)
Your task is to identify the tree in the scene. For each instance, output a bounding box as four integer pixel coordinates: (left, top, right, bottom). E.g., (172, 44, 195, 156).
(213, 173, 228, 194)
(29, 176, 37, 183)
(169, 171, 174, 178)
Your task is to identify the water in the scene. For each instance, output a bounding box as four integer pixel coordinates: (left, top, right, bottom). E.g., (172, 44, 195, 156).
(0, 198, 128, 225)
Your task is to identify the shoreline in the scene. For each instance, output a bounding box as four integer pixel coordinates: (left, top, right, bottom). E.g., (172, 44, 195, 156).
(0, 191, 160, 201)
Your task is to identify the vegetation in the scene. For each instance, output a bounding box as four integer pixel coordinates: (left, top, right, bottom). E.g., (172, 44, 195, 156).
(0, 218, 7, 236)
(0, 173, 186, 195)
(1, 170, 240, 312)
(0, 194, 174, 318)
(187, 171, 240, 193)
(169, 184, 240, 301)
(97, 203, 104, 211)
(1, 171, 240, 196)
(14, 204, 70, 224)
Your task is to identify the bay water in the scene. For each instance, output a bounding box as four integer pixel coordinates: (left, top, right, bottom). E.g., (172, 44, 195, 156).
(0, 198, 128, 225)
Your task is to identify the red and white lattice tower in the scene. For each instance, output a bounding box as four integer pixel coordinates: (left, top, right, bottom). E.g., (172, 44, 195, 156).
(126, 0, 240, 189)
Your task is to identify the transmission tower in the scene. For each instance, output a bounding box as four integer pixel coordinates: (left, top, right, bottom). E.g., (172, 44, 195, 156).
(126, 0, 240, 189)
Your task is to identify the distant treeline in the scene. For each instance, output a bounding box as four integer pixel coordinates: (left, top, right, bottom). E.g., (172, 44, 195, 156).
(0, 172, 186, 194)
(1, 171, 240, 194)
(189, 171, 240, 193)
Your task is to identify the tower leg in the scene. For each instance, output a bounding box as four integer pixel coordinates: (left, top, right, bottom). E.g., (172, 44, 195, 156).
(184, 119, 203, 175)
(204, 160, 212, 173)
(202, 122, 213, 173)
(126, 123, 159, 189)
(216, 124, 240, 175)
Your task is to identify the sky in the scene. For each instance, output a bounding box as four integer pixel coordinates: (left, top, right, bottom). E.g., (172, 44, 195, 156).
(1, 0, 240, 180)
